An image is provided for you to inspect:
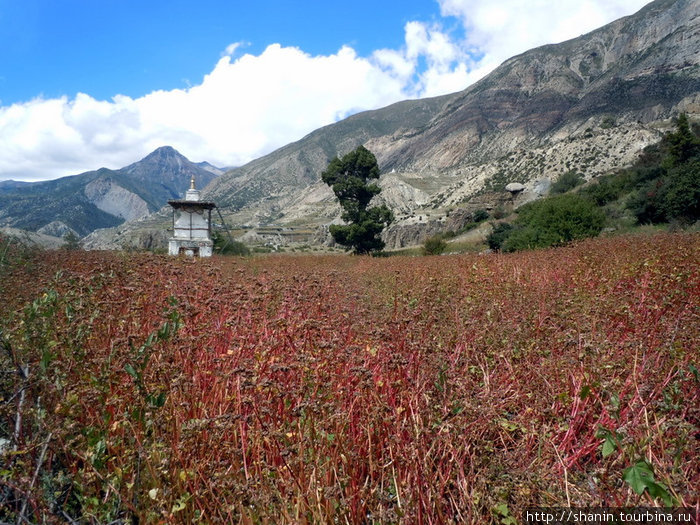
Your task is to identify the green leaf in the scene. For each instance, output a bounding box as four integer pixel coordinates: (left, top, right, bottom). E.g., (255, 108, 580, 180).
(579, 385, 591, 400)
(596, 427, 619, 458)
(610, 393, 620, 411)
(690, 364, 699, 382)
(124, 363, 138, 380)
(602, 438, 617, 458)
(623, 460, 675, 505)
(147, 392, 167, 408)
(623, 460, 655, 494)
(498, 419, 520, 432)
(172, 492, 191, 513)
(493, 503, 517, 525)
(645, 481, 675, 507)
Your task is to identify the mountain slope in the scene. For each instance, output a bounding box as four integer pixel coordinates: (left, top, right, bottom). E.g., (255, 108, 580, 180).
(205, 96, 451, 212)
(205, 0, 699, 244)
(0, 147, 219, 236)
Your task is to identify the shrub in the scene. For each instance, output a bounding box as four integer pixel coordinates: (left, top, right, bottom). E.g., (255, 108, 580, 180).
(629, 159, 700, 225)
(486, 222, 514, 251)
(473, 209, 490, 222)
(513, 194, 604, 249)
(659, 160, 700, 223)
(422, 234, 447, 255)
(62, 231, 81, 251)
(600, 115, 616, 129)
(213, 231, 250, 256)
(551, 171, 585, 194)
(496, 194, 605, 252)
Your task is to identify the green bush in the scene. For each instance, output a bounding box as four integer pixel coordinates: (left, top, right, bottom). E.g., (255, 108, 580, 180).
(473, 209, 490, 222)
(486, 223, 514, 251)
(503, 194, 605, 251)
(660, 160, 700, 222)
(490, 194, 605, 252)
(422, 235, 447, 255)
(626, 115, 700, 225)
(504, 194, 605, 251)
(62, 231, 81, 251)
(629, 159, 700, 225)
(213, 231, 250, 256)
(600, 116, 616, 129)
(551, 171, 585, 194)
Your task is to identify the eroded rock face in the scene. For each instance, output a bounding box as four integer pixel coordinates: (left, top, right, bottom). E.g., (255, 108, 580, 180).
(381, 208, 494, 249)
(84, 179, 150, 222)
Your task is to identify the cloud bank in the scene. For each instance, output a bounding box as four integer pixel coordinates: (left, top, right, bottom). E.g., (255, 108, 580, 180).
(0, 0, 650, 181)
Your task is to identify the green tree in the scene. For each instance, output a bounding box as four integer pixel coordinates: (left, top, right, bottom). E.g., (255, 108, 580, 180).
(322, 146, 393, 254)
(212, 231, 250, 256)
(473, 209, 490, 222)
(628, 114, 700, 225)
(486, 222, 514, 251)
(666, 113, 700, 168)
(62, 231, 81, 251)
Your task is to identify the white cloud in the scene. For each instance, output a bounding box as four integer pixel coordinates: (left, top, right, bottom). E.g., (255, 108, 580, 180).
(223, 42, 244, 57)
(0, 0, 651, 182)
(0, 44, 411, 181)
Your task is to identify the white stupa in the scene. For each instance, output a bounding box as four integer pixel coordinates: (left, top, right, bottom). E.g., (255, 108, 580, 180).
(167, 176, 215, 257)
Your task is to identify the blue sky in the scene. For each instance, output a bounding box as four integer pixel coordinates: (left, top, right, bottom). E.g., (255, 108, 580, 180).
(0, 0, 651, 181)
(0, 0, 446, 105)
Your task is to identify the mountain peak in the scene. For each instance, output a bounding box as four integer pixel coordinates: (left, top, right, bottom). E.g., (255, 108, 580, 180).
(141, 145, 186, 162)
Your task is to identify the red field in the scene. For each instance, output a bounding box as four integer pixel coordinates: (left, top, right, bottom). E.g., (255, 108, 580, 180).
(1, 232, 698, 524)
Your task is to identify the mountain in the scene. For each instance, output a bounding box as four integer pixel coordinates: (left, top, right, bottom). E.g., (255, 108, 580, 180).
(0, 180, 31, 190)
(202, 0, 698, 247)
(0, 147, 219, 237)
(196, 161, 231, 176)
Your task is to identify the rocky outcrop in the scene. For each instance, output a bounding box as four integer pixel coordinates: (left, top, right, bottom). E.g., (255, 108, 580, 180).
(381, 207, 496, 249)
(36, 221, 78, 238)
(382, 220, 447, 250)
(0, 227, 65, 250)
(81, 208, 172, 251)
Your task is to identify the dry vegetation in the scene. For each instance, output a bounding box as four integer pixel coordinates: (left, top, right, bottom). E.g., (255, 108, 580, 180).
(0, 232, 698, 523)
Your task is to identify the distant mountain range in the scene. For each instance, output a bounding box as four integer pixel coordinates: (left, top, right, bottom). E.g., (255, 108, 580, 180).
(0, 147, 220, 237)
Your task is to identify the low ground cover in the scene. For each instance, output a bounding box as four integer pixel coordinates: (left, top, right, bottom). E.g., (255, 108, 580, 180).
(1, 232, 698, 523)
